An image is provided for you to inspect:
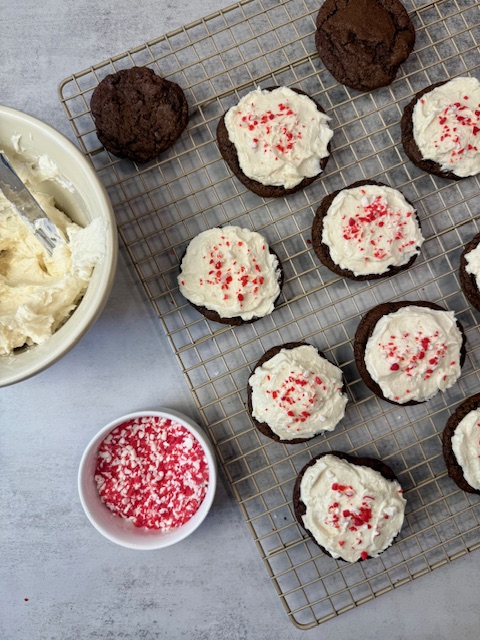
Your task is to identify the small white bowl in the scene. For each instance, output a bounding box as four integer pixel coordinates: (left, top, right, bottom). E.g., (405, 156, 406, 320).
(78, 409, 217, 549)
(0, 105, 117, 386)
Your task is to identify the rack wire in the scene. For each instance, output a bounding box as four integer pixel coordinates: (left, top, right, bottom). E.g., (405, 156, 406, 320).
(59, 0, 480, 628)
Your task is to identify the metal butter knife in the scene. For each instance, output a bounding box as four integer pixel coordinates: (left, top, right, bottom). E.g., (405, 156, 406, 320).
(0, 151, 65, 254)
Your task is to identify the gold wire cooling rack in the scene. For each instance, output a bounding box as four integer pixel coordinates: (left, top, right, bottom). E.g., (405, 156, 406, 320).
(59, 0, 480, 629)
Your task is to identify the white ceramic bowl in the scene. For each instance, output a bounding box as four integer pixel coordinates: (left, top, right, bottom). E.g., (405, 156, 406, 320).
(78, 409, 217, 549)
(0, 105, 118, 386)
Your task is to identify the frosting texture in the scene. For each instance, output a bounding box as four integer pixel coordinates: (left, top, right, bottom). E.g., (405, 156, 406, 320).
(300, 454, 406, 562)
(364, 306, 463, 403)
(465, 242, 480, 289)
(224, 86, 333, 189)
(412, 76, 480, 177)
(0, 148, 106, 355)
(451, 408, 480, 490)
(249, 344, 347, 440)
(178, 226, 281, 321)
(321, 184, 424, 276)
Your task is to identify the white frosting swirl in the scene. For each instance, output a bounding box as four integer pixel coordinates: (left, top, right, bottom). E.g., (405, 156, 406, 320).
(0, 150, 106, 355)
(451, 408, 480, 490)
(412, 76, 480, 177)
(178, 226, 281, 321)
(300, 454, 406, 562)
(249, 344, 347, 440)
(364, 306, 463, 403)
(465, 241, 480, 289)
(321, 184, 424, 276)
(224, 86, 333, 189)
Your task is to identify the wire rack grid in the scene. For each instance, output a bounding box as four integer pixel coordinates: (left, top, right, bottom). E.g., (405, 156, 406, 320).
(59, 0, 480, 629)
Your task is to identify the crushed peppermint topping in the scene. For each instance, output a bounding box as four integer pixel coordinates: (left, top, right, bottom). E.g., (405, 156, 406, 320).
(325, 483, 383, 558)
(378, 328, 451, 381)
(413, 78, 480, 178)
(201, 235, 267, 307)
(237, 101, 305, 159)
(265, 369, 327, 430)
(95, 416, 209, 531)
(341, 194, 416, 261)
(434, 100, 479, 163)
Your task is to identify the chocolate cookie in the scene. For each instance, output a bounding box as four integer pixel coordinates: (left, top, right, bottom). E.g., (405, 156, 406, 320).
(442, 393, 480, 495)
(460, 232, 480, 312)
(247, 342, 347, 444)
(401, 76, 480, 180)
(178, 226, 284, 326)
(293, 450, 405, 562)
(315, 0, 415, 92)
(216, 86, 332, 198)
(400, 80, 461, 180)
(354, 300, 466, 405)
(90, 66, 188, 164)
(184, 248, 283, 326)
(311, 179, 423, 280)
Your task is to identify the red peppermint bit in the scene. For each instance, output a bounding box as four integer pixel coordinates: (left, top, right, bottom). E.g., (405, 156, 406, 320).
(331, 483, 352, 492)
(338, 540, 345, 547)
(360, 551, 368, 561)
(390, 363, 400, 371)
(95, 416, 209, 531)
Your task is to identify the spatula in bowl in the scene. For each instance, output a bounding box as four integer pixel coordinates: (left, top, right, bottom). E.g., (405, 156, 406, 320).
(0, 151, 65, 254)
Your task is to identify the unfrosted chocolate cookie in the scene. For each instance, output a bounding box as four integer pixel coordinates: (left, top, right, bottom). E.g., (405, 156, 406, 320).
(442, 393, 480, 495)
(459, 232, 480, 312)
(217, 86, 332, 198)
(315, 0, 415, 92)
(311, 179, 423, 280)
(90, 66, 188, 164)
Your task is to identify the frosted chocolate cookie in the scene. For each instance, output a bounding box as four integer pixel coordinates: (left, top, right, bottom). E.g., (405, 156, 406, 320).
(401, 76, 480, 179)
(315, 0, 415, 92)
(247, 342, 348, 444)
(90, 66, 188, 164)
(311, 180, 424, 280)
(178, 226, 283, 325)
(293, 451, 406, 562)
(459, 231, 480, 312)
(354, 301, 466, 405)
(442, 393, 480, 495)
(217, 86, 333, 198)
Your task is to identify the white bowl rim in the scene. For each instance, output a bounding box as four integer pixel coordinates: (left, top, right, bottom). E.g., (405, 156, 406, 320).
(78, 408, 217, 549)
(0, 104, 118, 386)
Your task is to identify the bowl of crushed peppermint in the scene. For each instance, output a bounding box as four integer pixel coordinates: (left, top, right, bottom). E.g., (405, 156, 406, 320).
(78, 408, 217, 549)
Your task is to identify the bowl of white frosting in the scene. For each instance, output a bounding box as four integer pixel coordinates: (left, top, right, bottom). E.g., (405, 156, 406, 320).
(0, 105, 117, 385)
